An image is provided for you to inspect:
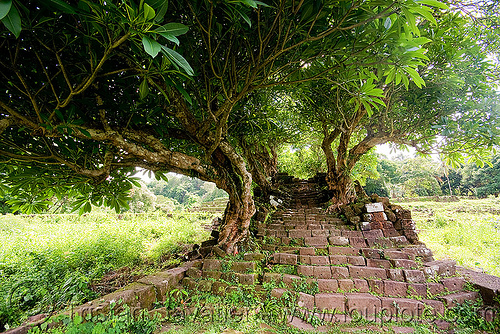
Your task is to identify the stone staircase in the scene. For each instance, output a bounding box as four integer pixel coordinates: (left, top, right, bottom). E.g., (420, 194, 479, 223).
(181, 178, 495, 331)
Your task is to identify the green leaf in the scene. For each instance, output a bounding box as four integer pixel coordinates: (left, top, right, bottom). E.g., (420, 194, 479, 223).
(158, 33, 179, 45)
(235, 7, 251, 27)
(55, 109, 64, 121)
(2, 5, 21, 38)
(39, 0, 76, 14)
(161, 46, 194, 76)
(404, 67, 425, 88)
(174, 82, 192, 104)
(402, 8, 419, 36)
(78, 128, 91, 138)
(142, 36, 162, 58)
(384, 17, 391, 30)
(417, 0, 449, 10)
(402, 73, 410, 90)
(145, 0, 168, 21)
(410, 6, 437, 25)
(254, 1, 271, 7)
(139, 79, 149, 99)
(143, 3, 155, 21)
(154, 23, 189, 36)
(239, 0, 258, 8)
(0, 0, 12, 21)
(361, 100, 373, 117)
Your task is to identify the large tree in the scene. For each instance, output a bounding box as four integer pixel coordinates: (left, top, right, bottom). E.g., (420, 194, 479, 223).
(0, 0, 455, 252)
(292, 8, 500, 204)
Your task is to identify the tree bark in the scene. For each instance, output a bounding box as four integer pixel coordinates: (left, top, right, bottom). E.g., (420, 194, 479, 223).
(240, 140, 278, 199)
(213, 142, 256, 254)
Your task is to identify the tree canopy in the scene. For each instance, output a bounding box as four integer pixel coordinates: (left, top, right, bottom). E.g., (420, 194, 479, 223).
(1, 0, 498, 252)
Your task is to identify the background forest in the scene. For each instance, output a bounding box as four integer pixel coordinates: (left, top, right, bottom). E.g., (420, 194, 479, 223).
(2, 150, 500, 214)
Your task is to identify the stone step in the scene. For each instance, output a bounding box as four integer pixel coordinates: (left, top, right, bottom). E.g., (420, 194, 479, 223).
(439, 291, 481, 307)
(271, 290, 449, 319)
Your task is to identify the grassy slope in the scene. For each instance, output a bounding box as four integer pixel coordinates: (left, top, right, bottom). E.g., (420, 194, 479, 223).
(0, 211, 212, 330)
(394, 197, 500, 277)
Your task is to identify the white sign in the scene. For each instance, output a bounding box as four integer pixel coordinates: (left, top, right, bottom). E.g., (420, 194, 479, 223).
(365, 202, 384, 213)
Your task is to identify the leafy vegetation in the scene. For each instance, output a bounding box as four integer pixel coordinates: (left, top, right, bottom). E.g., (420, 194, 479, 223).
(3, 0, 498, 252)
(396, 198, 500, 276)
(0, 212, 211, 330)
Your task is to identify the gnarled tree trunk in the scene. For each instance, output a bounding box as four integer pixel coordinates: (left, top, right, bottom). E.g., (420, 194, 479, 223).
(213, 142, 256, 254)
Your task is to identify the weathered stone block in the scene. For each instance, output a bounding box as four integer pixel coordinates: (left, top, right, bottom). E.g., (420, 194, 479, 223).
(314, 266, 333, 279)
(439, 291, 480, 307)
(297, 292, 315, 309)
(427, 282, 445, 296)
(366, 259, 391, 269)
(211, 281, 229, 296)
(263, 273, 282, 283)
(387, 269, 405, 282)
(331, 266, 350, 279)
(441, 277, 465, 292)
(383, 228, 400, 238)
(186, 267, 202, 279)
(372, 212, 387, 221)
(232, 261, 257, 273)
(202, 271, 222, 279)
(384, 280, 408, 297)
(318, 279, 338, 292)
(385, 210, 397, 222)
(342, 230, 364, 238)
(346, 293, 381, 316)
(310, 256, 330, 266)
(315, 293, 346, 312)
(389, 236, 409, 246)
(203, 259, 222, 271)
(367, 279, 384, 295)
(299, 255, 311, 265)
(363, 229, 384, 239)
(407, 283, 427, 298)
(289, 229, 311, 238)
(349, 266, 387, 280)
(328, 236, 349, 246)
(138, 268, 187, 303)
(360, 222, 371, 231)
(297, 265, 315, 277)
(299, 247, 315, 255)
(329, 246, 360, 256)
(361, 248, 382, 259)
(243, 253, 265, 261)
(380, 297, 424, 319)
(329, 255, 348, 265)
(338, 279, 355, 292)
(238, 273, 257, 285)
(422, 299, 445, 316)
(391, 259, 419, 270)
(424, 260, 456, 277)
(353, 279, 370, 293)
(383, 250, 413, 260)
(403, 270, 426, 283)
(347, 256, 366, 266)
(349, 237, 367, 248)
(198, 280, 213, 292)
(312, 229, 329, 237)
(305, 236, 328, 247)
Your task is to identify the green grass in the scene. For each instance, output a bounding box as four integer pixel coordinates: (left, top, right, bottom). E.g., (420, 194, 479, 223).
(394, 197, 500, 277)
(0, 211, 212, 331)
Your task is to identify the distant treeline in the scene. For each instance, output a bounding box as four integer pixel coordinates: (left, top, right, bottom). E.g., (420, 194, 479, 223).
(364, 154, 500, 198)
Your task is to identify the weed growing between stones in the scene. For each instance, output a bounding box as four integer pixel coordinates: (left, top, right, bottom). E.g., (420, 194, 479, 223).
(446, 300, 499, 332)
